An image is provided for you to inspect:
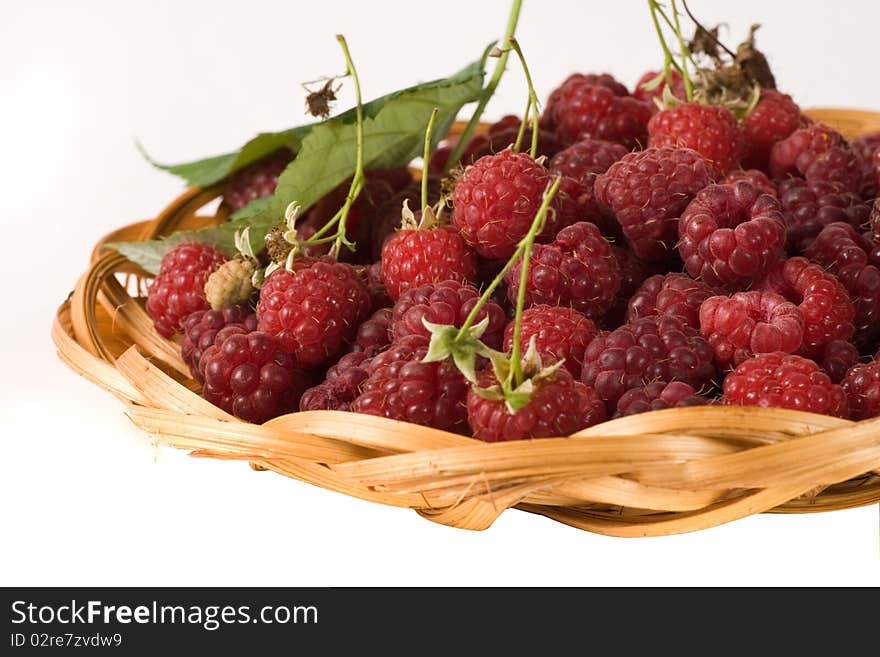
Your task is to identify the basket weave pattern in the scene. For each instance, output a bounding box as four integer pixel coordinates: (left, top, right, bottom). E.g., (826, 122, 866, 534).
(53, 111, 880, 537)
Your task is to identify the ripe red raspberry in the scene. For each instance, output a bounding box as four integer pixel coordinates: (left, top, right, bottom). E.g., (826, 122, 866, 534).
(699, 291, 804, 369)
(200, 325, 309, 423)
(678, 182, 786, 290)
(648, 104, 745, 173)
(369, 178, 441, 262)
(742, 90, 808, 171)
(542, 73, 652, 149)
(779, 178, 870, 252)
(851, 132, 880, 199)
(722, 352, 848, 418)
(594, 147, 716, 262)
(146, 242, 229, 338)
(391, 280, 506, 349)
(804, 222, 880, 344)
(768, 124, 862, 193)
(452, 150, 569, 259)
(821, 339, 860, 384)
(581, 315, 716, 409)
(602, 246, 648, 330)
(722, 169, 777, 197)
(632, 70, 685, 104)
(549, 138, 630, 187)
(504, 221, 621, 320)
(299, 351, 371, 412)
(257, 257, 371, 368)
(756, 257, 855, 357)
(502, 305, 599, 377)
(351, 307, 393, 357)
(627, 273, 716, 329)
(841, 360, 880, 420)
(615, 381, 710, 418)
(181, 306, 256, 382)
(222, 149, 293, 212)
(467, 366, 606, 442)
(485, 115, 563, 159)
(351, 334, 469, 433)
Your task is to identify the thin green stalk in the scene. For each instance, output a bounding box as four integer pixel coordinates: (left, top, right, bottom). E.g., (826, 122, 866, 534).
(422, 108, 439, 211)
(669, 0, 694, 102)
(647, 0, 684, 76)
(444, 0, 522, 172)
(507, 38, 540, 159)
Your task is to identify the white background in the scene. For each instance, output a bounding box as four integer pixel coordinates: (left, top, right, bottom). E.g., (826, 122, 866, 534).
(3, 0, 880, 586)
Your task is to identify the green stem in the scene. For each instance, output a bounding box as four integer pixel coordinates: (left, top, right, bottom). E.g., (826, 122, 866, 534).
(421, 108, 439, 211)
(669, 0, 694, 102)
(647, 0, 684, 77)
(507, 38, 540, 159)
(444, 0, 522, 172)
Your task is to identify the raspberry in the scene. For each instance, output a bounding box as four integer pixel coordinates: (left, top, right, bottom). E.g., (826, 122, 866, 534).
(594, 147, 716, 262)
(485, 115, 563, 159)
(299, 351, 371, 412)
(380, 216, 477, 301)
(632, 69, 685, 104)
(502, 305, 599, 377)
(204, 258, 256, 311)
(627, 273, 716, 329)
(722, 352, 848, 418)
(581, 315, 716, 409)
(504, 221, 621, 320)
(549, 138, 630, 188)
(870, 198, 880, 242)
(369, 178, 441, 262)
(756, 257, 855, 357)
(851, 131, 880, 199)
(146, 242, 229, 338)
(351, 334, 469, 433)
(200, 325, 309, 423)
(779, 178, 870, 252)
(467, 366, 606, 442)
(353, 262, 393, 313)
(452, 150, 569, 259)
(542, 73, 652, 148)
(742, 90, 808, 171)
(615, 381, 710, 418)
(821, 339, 860, 384)
(841, 360, 880, 420)
(678, 182, 786, 290)
(257, 257, 371, 368)
(351, 307, 393, 357)
(699, 291, 804, 369)
(722, 169, 777, 197)
(804, 222, 880, 344)
(648, 104, 745, 173)
(768, 124, 862, 193)
(602, 246, 649, 329)
(181, 306, 257, 383)
(222, 149, 293, 212)
(391, 280, 506, 350)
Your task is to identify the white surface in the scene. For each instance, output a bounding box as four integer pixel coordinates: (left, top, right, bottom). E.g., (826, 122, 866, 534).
(2, 0, 879, 586)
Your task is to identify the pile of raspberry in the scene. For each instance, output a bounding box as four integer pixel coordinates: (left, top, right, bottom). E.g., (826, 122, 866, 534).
(143, 68, 880, 440)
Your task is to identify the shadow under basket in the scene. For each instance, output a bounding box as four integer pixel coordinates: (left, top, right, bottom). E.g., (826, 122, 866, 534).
(53, 110, 880, 537)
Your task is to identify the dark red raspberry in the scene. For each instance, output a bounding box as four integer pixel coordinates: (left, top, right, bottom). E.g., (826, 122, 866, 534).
(821, 340, 860, 384)
(841, 360, 880, 420)
(627, 273, 715, 329)
(602, 246, 648, 330)
(870, 198, 880, 242)
(485, 115, 563, 159)
(742, 90, 808, 171)
(257, 257, 371, 368)
(779, 178, 870, 252)
(852, 131, 880, 199)
(181, 306, 257, 382)
(804, 222, 880, 344)
(352, 262, 393, 313)
(756, 257, 855, 357)
(504, 221, 621, 320)
(299, 351, 371, 412)
(632, 69, 685, 104)
(502, 305, 599, 377)
(391, 280, 506, 349)
(351, 307, 393, 357)
(200, 325, 309, 423)
(452, 150, 569, 259)
(351, 334, 469, 432)
(722, 352, 848, 418)
(648, 104, 745, 173)
(549, 138, 630, 188)
(222, 149, 293, 212)
(467, 365, 606, 442)
(581, 315, 716, 409)
(678, 182, 786, 290)
(594, 147, 716, 262)
(722, 169, 777, 197)
(768, 124, 862, 193)
(542, 73, 652, 149)
(381, 220, 476, 301)
(614, 381, 710, 418)
(146, 242, 229, 338)
(699, 291, 804, 369)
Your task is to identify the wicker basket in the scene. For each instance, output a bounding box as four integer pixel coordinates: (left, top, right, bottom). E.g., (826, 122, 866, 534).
(53, 110, 880, 537)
